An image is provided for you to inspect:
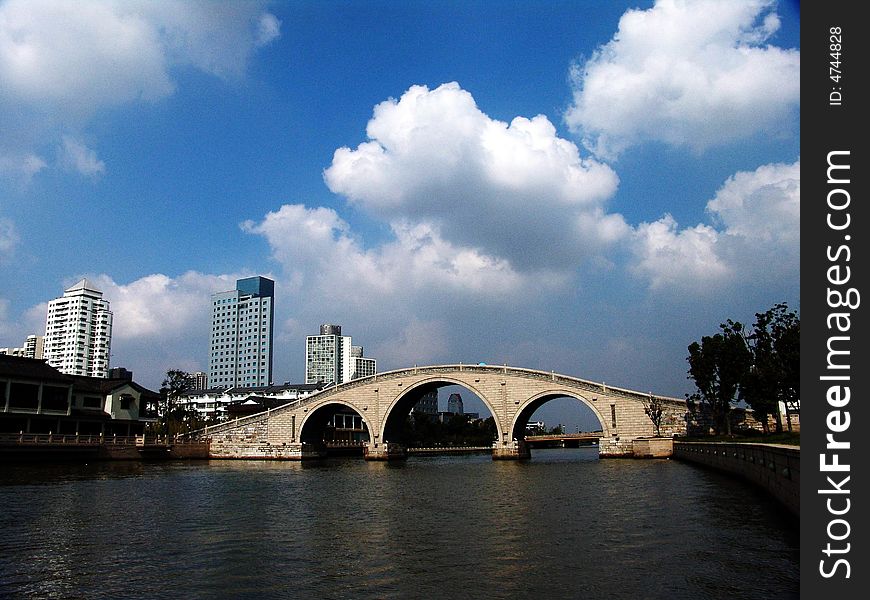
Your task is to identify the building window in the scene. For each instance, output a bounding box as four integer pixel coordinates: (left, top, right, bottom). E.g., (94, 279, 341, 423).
(119, 394, 135, 410)
(83, 396, 102, 408)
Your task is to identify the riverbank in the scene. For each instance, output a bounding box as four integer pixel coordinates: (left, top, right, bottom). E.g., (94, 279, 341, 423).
(673, 440, 799, 515)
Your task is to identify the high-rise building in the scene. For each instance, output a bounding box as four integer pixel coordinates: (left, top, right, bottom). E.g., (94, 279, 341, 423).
(305, 324, 376, 385)
(43, 279, 113, 377)
(447, 392, 464, 414)
(24, 335, 44, 360)
(411, 388, 438, 417)
(209, 276, 274, 389)
(186, 371, 209, 391)
(348, 345, 377, 380)
(0, 335, 44, 360)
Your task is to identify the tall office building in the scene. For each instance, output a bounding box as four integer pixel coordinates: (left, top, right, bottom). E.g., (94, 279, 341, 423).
(209, 276, 274, 389)
(44, 279, 113, 377)
(447, 392, 464, 414)
(305, 324, 376, 385)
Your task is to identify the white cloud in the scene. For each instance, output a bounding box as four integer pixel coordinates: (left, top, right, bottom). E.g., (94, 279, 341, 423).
(242, 203, 537, 305)
(0, 217, 19, 262)
(565, 0, 800, 159)
(0, 152, 47, 183)
(707, 159, 800, 242)
(370, 319, 449, 368)
(90, 271, 240, 341)
(60, 137, 106, 177)
(0, 0, 173, 112)
(0, 0, 281, 179)
(631, 215, 729, 291)
(631, 159, 799, 292)
(324, 82, 623, 270)
(256, 13, 281, 47)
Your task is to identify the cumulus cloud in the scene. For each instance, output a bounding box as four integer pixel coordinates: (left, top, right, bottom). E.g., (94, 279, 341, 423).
(0, 0, 173, 112)
(370, 319, 450, 368)
(0, 0, 281, 180)
(631, 159, 799, 291)
(324, 82, 623, 270)
(60, 137, 106, 177)
(88, 271, 241, 341)
(242, 203, 537, 306)
(631, 216, 728, 291)
(565, 0, 800, 159)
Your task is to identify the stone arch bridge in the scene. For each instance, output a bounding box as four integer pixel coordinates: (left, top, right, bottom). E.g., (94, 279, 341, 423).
(197, 364, 687, 459)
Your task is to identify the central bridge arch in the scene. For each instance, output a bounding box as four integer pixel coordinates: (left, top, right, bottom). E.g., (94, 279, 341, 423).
(201, 364, 687, 460)
(511, 390, 609, 442)
(380, 376, 503, 445)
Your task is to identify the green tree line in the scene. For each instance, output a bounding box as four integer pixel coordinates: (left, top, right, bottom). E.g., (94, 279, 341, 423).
(686, 303, 799, 436)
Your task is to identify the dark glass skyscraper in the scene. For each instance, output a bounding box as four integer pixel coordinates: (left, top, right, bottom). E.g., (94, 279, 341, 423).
(209, 277, 274, 388)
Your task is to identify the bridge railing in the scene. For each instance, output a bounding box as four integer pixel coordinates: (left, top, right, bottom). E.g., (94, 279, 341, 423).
(309, 364, 685, 405)
(181, 398, 305, 439)
(0, 432, 107, 446)
(182, 364, 686, 438)
(0, 433, 206, 447)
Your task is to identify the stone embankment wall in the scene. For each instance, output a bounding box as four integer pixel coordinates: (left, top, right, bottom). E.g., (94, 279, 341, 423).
(673, 441, 799, 515)
(98, 441, 210, 460)
(631, 437, 673, 458)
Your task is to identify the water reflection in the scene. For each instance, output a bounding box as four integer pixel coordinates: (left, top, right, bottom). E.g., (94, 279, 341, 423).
(0, 449, 798, 599)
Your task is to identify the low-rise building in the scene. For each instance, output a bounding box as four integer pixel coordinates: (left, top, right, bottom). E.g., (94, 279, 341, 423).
(0, 355, 158, 435)
(177, 382, 322, 422)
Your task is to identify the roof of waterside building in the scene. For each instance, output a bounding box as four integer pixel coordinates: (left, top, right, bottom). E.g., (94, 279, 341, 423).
(0, 355, 73, 383)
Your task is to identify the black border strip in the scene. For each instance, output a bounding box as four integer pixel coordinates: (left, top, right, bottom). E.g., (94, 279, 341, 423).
(802, 1, 867, 595)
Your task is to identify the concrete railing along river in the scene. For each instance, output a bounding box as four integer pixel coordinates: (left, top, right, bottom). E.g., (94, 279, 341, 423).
(673, 441, 799, 515)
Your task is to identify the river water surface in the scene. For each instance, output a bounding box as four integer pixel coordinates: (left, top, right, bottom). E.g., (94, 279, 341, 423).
(0, 448, 798, 599)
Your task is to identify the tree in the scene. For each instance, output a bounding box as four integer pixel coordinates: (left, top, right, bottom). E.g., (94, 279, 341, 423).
(643, 394, 665, 437)
(740, 303, 800, 433)
(159, 369, 190, 436)
(687, 320, 751, 436)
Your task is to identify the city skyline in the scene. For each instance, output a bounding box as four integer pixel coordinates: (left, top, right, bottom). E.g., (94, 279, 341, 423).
(0, 0, 799, 404)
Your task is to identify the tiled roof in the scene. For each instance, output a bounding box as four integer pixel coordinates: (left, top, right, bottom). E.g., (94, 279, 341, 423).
(0, 355, 73, 383)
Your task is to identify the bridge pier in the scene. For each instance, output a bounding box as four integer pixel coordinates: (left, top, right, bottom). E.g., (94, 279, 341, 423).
(364, 442, 407, 461)
(491, 440, 531, 460)
(282, 442, 329, 460)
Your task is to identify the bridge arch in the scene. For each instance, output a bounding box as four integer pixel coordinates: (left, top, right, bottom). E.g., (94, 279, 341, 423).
(199, 364, 687, 460)
(380, 377, 502, 444)
(298, 400, 373, 445)
(511, 390, 610, 441)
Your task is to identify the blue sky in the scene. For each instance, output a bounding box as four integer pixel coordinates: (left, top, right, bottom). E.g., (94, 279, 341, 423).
(1, 0, 799, 429)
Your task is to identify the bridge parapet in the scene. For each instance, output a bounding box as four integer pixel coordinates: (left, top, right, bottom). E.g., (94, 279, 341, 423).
(193, 364, 687, 460)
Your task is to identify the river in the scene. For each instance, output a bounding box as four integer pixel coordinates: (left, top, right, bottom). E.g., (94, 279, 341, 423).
(0, 448, 798, 599)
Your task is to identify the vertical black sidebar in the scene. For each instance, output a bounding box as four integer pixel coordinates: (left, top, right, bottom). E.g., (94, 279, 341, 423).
(802, 1, 867, 597)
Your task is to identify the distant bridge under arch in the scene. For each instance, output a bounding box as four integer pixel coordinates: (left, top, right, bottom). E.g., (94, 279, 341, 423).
(198, 364, 687, 459)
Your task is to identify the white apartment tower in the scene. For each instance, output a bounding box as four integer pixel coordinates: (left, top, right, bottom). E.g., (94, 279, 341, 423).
(44, 279, 113, 377)
(305, 324, 376, 385)
(209, 277, 274, 389)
